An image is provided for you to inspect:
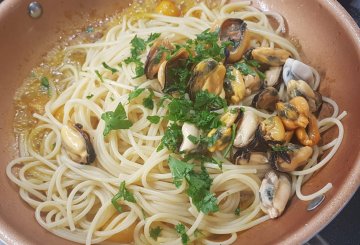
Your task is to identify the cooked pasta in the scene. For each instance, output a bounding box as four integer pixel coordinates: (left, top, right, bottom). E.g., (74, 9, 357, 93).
(7, 1, 345, 244)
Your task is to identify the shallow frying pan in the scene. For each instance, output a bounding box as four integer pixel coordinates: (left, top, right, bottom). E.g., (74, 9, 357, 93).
(0, 0, 359, 244)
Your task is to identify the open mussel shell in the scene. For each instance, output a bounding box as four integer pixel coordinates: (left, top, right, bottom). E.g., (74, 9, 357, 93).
(219, 18, 251, 63)
(188, 58, 226, 99)
(252, 87, 280, 112)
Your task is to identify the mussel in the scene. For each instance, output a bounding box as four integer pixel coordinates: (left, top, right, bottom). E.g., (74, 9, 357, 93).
(283, 58, 315, 88)
(264, 66, 282, 87)
(157, 48, 190, 93)
(259, 116, 286, 143)
(252, 87, 280, 112)
(188, 58, 226, 99)
(219, 18, 251, 63)
(207, 109, 241, 152)
(259, 170, 291, 218)
(287, 80, 322, 113)
(252, 47, 291, 66)
(61, 123, 96, 165)
(234, 110, 258, 148)
(276, 96, 310, 130)
(269, 143, 313, 172)
(144, 39, 174, 79)
(179, 122, 200, 152)
(224, 66, 246, 104)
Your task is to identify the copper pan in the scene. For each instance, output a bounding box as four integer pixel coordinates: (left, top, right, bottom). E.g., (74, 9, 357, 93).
(0, 0, 359, 244)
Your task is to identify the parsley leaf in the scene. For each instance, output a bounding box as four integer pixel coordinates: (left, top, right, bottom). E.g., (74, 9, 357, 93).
(223, 124, 236, 158)
(128, 88, 145, 102)
(168, 156, 219, 214)
(183, 152, 219, 167)
(124, 33, 161, 78)
(168, 156, 193, 188)
(187, 135, 199, 145)
(186, 169, 219, 214)
(271, 145, 292, 152)
(101, 103, 133, 136)
(150, 226, 162, 241)
(143, 90, 155, 109)
(194, 90, 227, 111)
(235, 207, 240, 216)
(40, 77, 51, 95)
(233, 62, 257, 77)
(175, 223, 189, 245)
(157, 123, 183, 152)
(188, 29, 230, 63)
(147, 115, 160, 124)
(95, 70, 105, 83)
(102, 62, 118, 74)
(86, 94, 94, 99)
(167, 97, 193, 122)
(146, 33, 161, 44)
(111, 181, 136, 213)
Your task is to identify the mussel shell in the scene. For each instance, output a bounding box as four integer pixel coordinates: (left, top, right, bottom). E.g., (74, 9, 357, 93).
(74, 123, 96, 164)
(144, 39, 174, 79)
(188, 58, 225, 99)
(219, 18, 250, 63)
(252, 87, 280, 112)
(161, 48, 190, 93)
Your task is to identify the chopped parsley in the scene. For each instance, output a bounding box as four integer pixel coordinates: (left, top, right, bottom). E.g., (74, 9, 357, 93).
(168, 156, 219, 214)
(143, 90, 155, 109)
(235, 207, 240, 216)
(150, 226, 162, 241)
(124, 33, 161, 78)
(101, 103, 133, 136)
(102, 62, 118, 74)
(175, 223, 189, 245)
(223, 124, 236, 158)
(157, 123, 183, 152)
(111, 181, 136, 213)
(147, 115, 160, 124)
(234, 59, 265, 80)
(271, 145, 292, 152)
(187, 135, 199, 145)
(193, 90, 227, 111)
(86, 94, 94, 99)
(95, 70, 105, 83)
(128, 87, 145, 102)
(86, 26, 94, 33)
(185, 29, 231, 64)
(168, 156, 193, 188)
(40, 77, 50, 95)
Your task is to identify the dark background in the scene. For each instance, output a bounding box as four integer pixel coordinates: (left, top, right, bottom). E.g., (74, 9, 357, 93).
(0, 0, 358, 244)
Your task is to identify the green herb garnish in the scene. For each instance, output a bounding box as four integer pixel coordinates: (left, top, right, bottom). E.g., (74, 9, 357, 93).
(124, 33, 161, 78)
(143, 90, 155, 109)
(157, 123, 183, 152)
(95, 70, 105, 83)
(168, 156, 219, 214)
(150, 226, 162, 241)
(175, 223, 189, 245)
(111, 181, 136, 213)
(147, 115, 161, 124)
(223, 124, 236, 158)
(128, 87, 145, 102)
(101, 102, 133, 136)
(86, 26, 94, 33)
(235, 207, 240, 216)
(102, 62, 118, 74)
(271, 145, 291, 152)
(40, 77, 51, 95)
(86, 94, 94, 99)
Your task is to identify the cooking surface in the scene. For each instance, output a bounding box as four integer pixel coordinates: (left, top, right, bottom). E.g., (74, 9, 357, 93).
(0, 0, 359, 244)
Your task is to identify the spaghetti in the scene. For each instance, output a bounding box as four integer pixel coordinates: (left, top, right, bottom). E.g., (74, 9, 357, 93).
(7, 1, 345, 244)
